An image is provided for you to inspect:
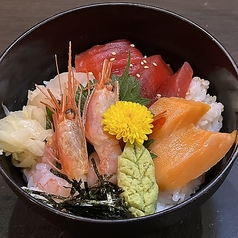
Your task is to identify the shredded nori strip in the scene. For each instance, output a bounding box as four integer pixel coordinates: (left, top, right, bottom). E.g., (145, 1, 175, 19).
(23, 158, 133, 219)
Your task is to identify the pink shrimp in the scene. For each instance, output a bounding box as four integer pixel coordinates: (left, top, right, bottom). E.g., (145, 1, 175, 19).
(23, 163, 71, 197)
(39, 42, 88, 181)
(84, 59, 122, 184)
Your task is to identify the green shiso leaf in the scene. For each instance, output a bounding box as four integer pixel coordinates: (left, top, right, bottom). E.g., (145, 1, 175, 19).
(143, 139, 157, 159)
(75, 79, 97, 116)
(112, 54, 151, 106)
(46, 107, 53, 130)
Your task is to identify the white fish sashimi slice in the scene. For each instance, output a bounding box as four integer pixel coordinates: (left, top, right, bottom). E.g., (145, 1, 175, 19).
(27, 71, 94, 109)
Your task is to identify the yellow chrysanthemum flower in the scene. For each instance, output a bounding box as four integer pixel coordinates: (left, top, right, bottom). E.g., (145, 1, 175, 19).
(102, 101, 154, 145)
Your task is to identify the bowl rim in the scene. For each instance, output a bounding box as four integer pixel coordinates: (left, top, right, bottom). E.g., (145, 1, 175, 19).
(0, 1, 238, 224)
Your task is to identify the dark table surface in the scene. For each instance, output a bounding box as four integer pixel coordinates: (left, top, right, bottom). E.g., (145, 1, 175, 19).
(0, 0, 238, 237)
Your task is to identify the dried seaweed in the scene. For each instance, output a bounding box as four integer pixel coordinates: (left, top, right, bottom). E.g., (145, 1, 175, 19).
(23, 158, 133, 219)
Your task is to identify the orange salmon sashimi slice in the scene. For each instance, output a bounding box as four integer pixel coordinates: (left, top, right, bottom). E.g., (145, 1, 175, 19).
(151, 123, 236, 191)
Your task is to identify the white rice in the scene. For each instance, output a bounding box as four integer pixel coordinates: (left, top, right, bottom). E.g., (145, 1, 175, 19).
(156, 76, 224, 212)
(186, 76, 224, 132)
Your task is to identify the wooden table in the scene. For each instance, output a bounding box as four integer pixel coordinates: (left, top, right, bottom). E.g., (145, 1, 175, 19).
(0, 1, 238, 237)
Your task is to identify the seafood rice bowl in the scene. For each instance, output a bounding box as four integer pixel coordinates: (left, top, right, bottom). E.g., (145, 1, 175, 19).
(0, 3, 237, 237)
(0, 39, 235, 217)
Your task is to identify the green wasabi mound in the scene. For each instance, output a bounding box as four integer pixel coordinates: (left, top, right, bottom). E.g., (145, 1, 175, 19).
(117, 142, 159, 217)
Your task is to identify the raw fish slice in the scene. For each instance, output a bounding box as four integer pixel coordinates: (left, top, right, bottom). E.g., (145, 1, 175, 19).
(151, 123, 236, 191)
(149, 97, 210, 142)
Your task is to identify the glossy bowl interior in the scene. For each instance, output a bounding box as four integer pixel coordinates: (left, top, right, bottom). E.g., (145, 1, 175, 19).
(0, 3, 238, 238)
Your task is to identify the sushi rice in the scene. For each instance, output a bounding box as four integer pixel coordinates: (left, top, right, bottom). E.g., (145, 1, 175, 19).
(156, 76, 224, 212)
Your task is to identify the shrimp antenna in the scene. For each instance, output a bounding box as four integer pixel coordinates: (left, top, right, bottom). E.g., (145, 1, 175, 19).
(55, 54, 63, 97)
(68, 41, 72, 77)
(67, 41, 74, 106)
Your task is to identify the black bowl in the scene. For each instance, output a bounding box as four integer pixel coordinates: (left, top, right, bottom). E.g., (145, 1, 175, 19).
(0, 3, 238, 238)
